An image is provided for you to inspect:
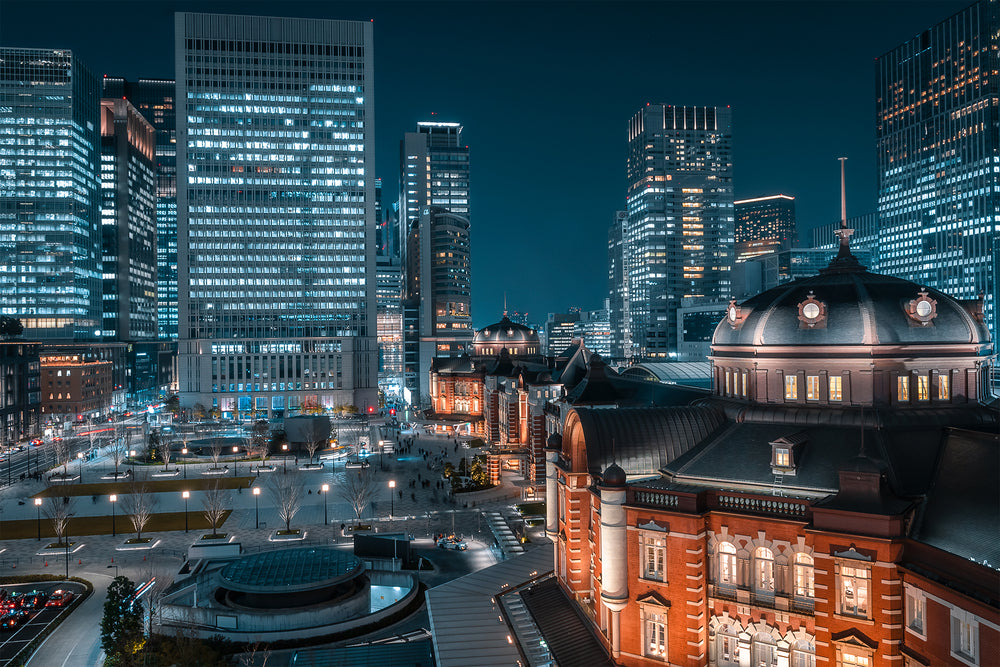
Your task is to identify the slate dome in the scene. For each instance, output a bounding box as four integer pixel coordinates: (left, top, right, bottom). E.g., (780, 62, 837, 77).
(472, 315, 541, 357)
(713, 262, 990, 350)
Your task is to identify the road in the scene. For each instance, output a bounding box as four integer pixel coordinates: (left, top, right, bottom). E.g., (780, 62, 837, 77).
(0, 582, 89, 667)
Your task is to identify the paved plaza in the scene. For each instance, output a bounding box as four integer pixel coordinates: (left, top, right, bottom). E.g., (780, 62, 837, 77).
(0, 421, 545, 666)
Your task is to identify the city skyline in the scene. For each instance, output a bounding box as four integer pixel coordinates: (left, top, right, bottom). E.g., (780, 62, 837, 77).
(0, 0, 971, 325)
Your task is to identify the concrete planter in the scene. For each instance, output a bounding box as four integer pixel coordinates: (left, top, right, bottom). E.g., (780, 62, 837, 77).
(115, 538, 161, 551)
(268, 530, 306, 542)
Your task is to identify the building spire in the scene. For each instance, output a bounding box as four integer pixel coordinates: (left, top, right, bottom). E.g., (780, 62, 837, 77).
(822, 157, 866, 274)
(503, 292, 508, 318)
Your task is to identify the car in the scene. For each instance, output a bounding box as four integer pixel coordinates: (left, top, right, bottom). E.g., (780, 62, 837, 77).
(45, 590, 73, 607)
(437, 536, 468, 551)
(30, 438, 43, 447)
(0, 611, 28, 630)
(20, 591, 47, 609)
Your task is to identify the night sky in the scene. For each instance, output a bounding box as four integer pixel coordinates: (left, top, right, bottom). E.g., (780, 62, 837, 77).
(1, 0, 968, 328)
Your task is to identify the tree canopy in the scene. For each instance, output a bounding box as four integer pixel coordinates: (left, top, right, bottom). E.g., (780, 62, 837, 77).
(101, 576, 145, 666)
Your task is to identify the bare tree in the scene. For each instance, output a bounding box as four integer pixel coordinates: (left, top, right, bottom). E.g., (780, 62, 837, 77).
(44, 495, 74, 546)
(269, 472, 303, 532)
(120, 480, 157, 541)
(202, 481, 230, 538)
(53, 438, 70, 477)
(339, 469, 377, 525)
(209, 438, 224, 470)
(304, 436, 324, 466)
(156, 433, 172, 470)
(250, 420, 270, 465)
(108, 420, 130, 477)
(240, 642, 273, 667)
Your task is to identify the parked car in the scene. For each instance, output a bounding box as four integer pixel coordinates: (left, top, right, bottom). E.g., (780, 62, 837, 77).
(45, 590, 73, 607)
(21, 590, 47, 609)
(0, 610, 28, 629)
(437, 536, 468, 551)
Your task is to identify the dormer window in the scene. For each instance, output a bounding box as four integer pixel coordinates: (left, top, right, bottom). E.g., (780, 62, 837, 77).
(771, 432, 807, 474)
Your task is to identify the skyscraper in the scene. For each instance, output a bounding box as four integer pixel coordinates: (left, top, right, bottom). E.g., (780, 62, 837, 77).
(607, 210, 628, 360)
(99, 98, 157, 342)
(876, 0, 998, 336)
(733, 194, 796, 263)
(399, 122, 471, 401)
(0, 48, 102, 341)
(102, 77, 179, 342)
(175, 13, 377, 419)
(623, 104, 734, 359)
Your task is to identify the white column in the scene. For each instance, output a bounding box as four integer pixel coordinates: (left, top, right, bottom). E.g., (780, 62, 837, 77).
(545, 448, 559, 539)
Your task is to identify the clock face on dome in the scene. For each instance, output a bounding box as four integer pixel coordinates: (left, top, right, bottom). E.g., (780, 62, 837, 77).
(916, 300, 932, 317)
(802, 302, 821, 320)
(728, 306, 738, 323)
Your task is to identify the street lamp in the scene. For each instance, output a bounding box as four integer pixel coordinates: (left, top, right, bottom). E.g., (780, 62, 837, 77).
(77, 451, 83, 483)
(321, 483, 329, 525)
(281, 443, 288, 472)
(109, 494, 117, 537)
(182, 490, 190, 532)
(181, 447, 188, 478)
(379, 440, 384, 470)
(232, 445, 239, 477)
(253, 486, 261, 529)
(388, 480, 395, 519)
(34, 497, 42, 541)
(129, 450, 136, 478)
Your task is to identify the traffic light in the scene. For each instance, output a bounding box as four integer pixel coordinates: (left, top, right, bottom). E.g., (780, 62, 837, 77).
(390, 408, 396, 416)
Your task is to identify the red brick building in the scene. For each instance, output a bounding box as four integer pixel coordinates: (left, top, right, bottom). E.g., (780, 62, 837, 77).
(40, 352, 114, 423)
(544, 242, 998, 666)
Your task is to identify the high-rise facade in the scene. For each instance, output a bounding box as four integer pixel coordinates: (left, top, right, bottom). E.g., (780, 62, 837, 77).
(399, 122, 471, 401)
(733, 194, 796, 263)
(376, 255, 403, 395)
(876, 0, 999, 336)
(607, 210, 628, 360)
(623, 104, 734, 359)
(0, 48, 102, 341)
(102, 77, 179, 342)
(175, 13, 377, 419)
(99, 98, 158, 342)
(811, 212, 880, 267)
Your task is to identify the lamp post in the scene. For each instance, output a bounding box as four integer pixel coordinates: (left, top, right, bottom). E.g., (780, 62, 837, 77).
(182, 490, 190, 532)
(34, 497, 42, 541)
(281, 444, 288, 472)
(181, 447, 188, 478)
(109, 494, 117, 537)
(378, 440, 384, 471)
(77, 451, 83, 483)
(388, 480, 395, 519)
(232, 445, 239, 477)
(253, 486, 261, 529)
(129, 450, 136, 478)
(321, 483, 329, 525)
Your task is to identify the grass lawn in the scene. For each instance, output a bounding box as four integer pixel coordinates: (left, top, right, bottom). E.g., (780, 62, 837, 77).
(1, 510, 232, 540)
(515, 502, 545, 516)
(33, 476, 255, 498)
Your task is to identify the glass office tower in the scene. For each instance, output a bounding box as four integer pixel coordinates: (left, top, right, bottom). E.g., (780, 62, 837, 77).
(624, 104, 734, 359)
(175, 13, 377, 419)
(733, 194, 796, 263)
(399, 122, 471, 401)
(0, 48, 102, 341)
(99, 98, 158, 341)
(102, 77, 179, 342)
(876, 0, 999, 337)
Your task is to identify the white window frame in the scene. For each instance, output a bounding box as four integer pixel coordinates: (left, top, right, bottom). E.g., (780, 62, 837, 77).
(904, 585, 925, 638)
(829, 374, 843, 401)
(716, 627, 740, 667)
(754, 546, 775, 595)
(751, 633, 778, 667)
(794, 553, 814, 600)
(641, 605, 667, 660)
(775, 447, 791, 468)
(717, 542, 738, 587)
(837, 563, 871, 619)
(806, 374, 820, 400)
(950, 608, 979, 666)
(791, 639, 816, 667)
(641, 533, 667, 582)
(837, 646, 872, 666)
(938, 373, 950, 400)
(785, 374, 798, 400)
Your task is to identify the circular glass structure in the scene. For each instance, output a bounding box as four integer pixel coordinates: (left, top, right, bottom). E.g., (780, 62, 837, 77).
(219, 547, 367, 609)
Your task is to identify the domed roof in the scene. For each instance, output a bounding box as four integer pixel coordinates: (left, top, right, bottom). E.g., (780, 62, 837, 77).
(601, 463, 627, 487)
(713, 263, 991, 349)
(474, 315, 540, 345)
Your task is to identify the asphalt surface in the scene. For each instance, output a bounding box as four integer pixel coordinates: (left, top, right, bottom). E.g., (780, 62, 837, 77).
(0, 582, 89, 667)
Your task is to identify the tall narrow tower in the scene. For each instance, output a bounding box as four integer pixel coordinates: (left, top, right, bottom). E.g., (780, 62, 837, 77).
(175, 13, 377, 419)
(399, 122, 471, 401)
(623, 105, 734, 360)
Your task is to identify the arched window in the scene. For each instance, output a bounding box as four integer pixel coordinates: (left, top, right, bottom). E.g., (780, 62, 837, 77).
(794, 553, 814, 602)
(754, 547, 775, 597)
(791, 639, 816, 667)
(716, 624, 739, 667)
(751, 632, 777, 667)
(718, 542, 738, 588)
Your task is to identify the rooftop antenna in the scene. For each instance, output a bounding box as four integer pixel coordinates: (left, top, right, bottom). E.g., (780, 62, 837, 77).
(833, 157, 854, 258)
(503, 292, 508, 318)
